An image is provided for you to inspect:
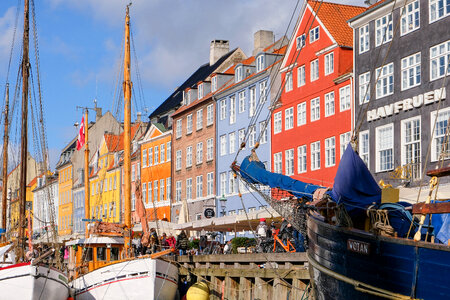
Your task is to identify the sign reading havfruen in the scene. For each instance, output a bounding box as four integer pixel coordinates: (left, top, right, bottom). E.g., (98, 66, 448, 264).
(367, 87, 446, 122)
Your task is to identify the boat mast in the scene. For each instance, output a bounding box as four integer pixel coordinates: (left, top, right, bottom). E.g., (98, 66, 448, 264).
(84, 109, 90, 237)
(18, 0, 30, 262)
(123, 4, 132, 257)
(1, 84, 9, 241)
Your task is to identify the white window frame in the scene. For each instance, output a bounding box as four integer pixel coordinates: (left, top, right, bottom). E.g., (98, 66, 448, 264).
(176, 119, 182, 139)
(273, 152, 282, 174)
(249, 125, 256, 148)
(325, 91, 335, 117)
(256, 54, 265, 72)
(220, 99, 227, 120)
(175, 181, 181, 202)
(176, 150, 182, 170)
(401, 52, 421, 90)
(339, 85, 351, 112)
(235, 66, 243, 82)
(186, 178, 192, 201)
(160, 179, 165, 201)
(310, 59, 319, 82)
(207, 138, 214, 161)
(196, 175, 203, 199)
(375, 123, 394, 172)
(431, 107, 450, 161)
(285, 72, 293, 92)
(196, 109, 203, 130)
(220, 172, 227, 196)
(220, 135, 227, 156)
(154, 146, 159, 165)
(274, 111, 282, 134)
(296, 34, 306, 49)
(285, 107, 294, 130)
(297, 145, 307, 173)
(375, 13, 393, 47)
(198, 83, 204, 99)
(238, 91, 246, 113)
(297, 102, 306, 126)
(229, 96, 236, 124)
(359, 130, 370, 167)
(297, 65, 306, 87)
(142, 149, 147, 167)
(186, 114, 193, 134)
(167, 142, 171, 162)
(207, 172, 214, 196)
(311, 141, 321, 171)
(325, 137, 336, 167)
(401, 116, 421, 179)
(259, 121, 267, 144)
(211, 76, 217, 92)
(285, 149, 294, 175)
(340, 131, 351, 159)
(238, 129, 245, 149)
(309, 26, 319, 43)
(310, 97, 320, 122)
(430, 0, 450, 23)
(376, 62, 394, 99)
(259, 81, 267, 103)
(207, 104, 214, 126)
(196, 142, 203, 164)
(359, 24, 370, 54)
(359, 72, 370, 105)
(229, 132, 236, 154)
(324, 52, 334, 75)
(186, 146, 192, 168)
(401, 0, 420, 36)
(430, 40, 450, 81)
(249, 87, 256, 117)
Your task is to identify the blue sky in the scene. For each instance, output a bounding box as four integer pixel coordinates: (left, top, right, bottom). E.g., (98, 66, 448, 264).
(0, 0, 366, 169)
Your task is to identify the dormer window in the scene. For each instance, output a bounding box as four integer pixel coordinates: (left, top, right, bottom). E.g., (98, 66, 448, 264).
(235, 66, 243, 82)
(211, 76, 217, 92)
(309, 27, 319, 43)
(296, 34, 306, 49)
(182, 90, 187, 105)
(186, 89, 191, 105)
(256, 55, 265, 72)
(198, 83, 204, 99)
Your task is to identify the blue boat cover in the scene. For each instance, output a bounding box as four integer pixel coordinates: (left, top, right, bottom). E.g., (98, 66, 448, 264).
(330, 145, 381, 212)
(431, 200, 450, 244)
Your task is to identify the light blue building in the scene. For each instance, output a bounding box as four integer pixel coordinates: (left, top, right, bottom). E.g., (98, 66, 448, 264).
(214, 31, 286, 221)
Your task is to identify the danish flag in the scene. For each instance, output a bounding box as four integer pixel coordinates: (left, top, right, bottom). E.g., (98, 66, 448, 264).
(76, 116, 85, 150)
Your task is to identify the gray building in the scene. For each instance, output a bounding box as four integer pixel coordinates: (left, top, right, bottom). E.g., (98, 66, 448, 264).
(349, 0, 450, 193)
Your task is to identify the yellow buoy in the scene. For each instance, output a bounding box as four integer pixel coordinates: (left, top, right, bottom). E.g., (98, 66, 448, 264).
(186, 281, 210, 300)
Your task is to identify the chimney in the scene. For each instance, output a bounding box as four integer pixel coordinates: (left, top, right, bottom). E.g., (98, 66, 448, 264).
(136, 112, 141, 123)
(210, 40, 230, 66)
(253, 30, 274, 56)
(95, 106, 102, 122)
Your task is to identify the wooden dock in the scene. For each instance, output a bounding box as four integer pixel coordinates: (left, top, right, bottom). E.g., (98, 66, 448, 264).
(175, 252, 310, 299)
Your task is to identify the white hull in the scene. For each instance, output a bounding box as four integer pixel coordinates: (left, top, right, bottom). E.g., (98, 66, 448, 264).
(72, 257, 178, 300)
(0, 262, 69, 300)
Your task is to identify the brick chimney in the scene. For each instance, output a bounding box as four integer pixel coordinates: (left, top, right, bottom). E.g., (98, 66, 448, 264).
(253, 30, 274, 56)
(95, 106, 102, 122)
(210, 40, 230, 66)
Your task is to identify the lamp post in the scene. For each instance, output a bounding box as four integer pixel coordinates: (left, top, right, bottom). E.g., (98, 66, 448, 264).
(219, 194, 227, 216)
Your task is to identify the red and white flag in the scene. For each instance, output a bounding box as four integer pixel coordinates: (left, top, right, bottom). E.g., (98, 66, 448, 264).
(76, 116, 85, 150)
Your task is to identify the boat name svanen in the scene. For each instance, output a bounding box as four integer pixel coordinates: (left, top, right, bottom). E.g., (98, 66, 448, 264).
(347, 239, 370, 255)
(367, 87, 446, 122)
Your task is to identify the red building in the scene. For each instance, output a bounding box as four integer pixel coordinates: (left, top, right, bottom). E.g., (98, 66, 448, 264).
(272, 1, 365, 187)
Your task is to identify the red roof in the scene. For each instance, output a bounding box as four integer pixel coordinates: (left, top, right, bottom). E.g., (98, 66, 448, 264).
(105, 123, 141, 152)
(307, 0, 366, 47)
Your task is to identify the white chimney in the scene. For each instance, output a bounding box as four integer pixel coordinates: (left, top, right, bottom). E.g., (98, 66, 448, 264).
(253, 30, 274, 56)
(210, 40, 230, 66)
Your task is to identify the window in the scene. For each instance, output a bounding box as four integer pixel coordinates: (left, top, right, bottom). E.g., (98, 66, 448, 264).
(176, 150, 182, 170)
(310, 97, 320, 122)
(207, 138, 214, 161)
(167, 141, 171, 161)
(359, 131, 370, 167)
(376, 124, 394, 172)
(296, 34, 306, 49)
(359, 72, 370, 104)
(309, 26, 319, 43)
(175, 181, 181, 202)
(167, 178, 171, 201)
(375, 14, 393, 46)
(97, 247, 107, 261)
(324, 52, 334, 75)
(186, 178, 192, 200)
(401, 0, 420, 35)
(274, 112, 282, 133)
(211, 76, 217, 92)
(186, 114, 193, 134)
(325, 92, 335, 117)
(236, 66, 243, 82)
(160, 144, 165, 163)
(148, 148, 153, 166)
(259, 121, 267, 144)
(229, 132, 236, 154)
(229, 171, 236, 194)
(325, 137, 336, 167)
(220, 135, 227, 156)
(160, 179, 165, 201)
(229, 96, 236, 124)
(207, 104, 213, 125)
(273, 152, 282, 174)
(430, 0, 450, 23)
(193, 175, 202, 199)
(431, 107, 450, 161)
(401, 52, 421, 90)
(148, 182, 152, 203)
(297, 65, 305, 87)
(310, 59, 319, 82)
(220, 172, 227, 196)
(311, 141, 321, 170)
(131, 164, 135, 181)
(339, 85, 351, 111)
(298, 145, 307, 173)
(297, 102, 306, 126)
(376, 63, 394, 98)
(285, 149, 294, 175)
(114, 175, 117, 190)
(430, 40, 450, 81)
(249, 87, 256, 117)
(197, 109, 203, 130)
(359, 24, 370, 54)
(154, 180, 158, 201)
(238, 129, 245, 149)
(111, 247, 119, 261)
(285, 72, 293, 92)
(154, 146, 159, 164)
(198, 83, 204, 99)
(340, 132, 351, 159)
(196, 142, 203, 164)
(256, 54, 265, 72)
(285, 107, 294, 130)
(259, 81, 267, 103)
(249, 126, 256, 148)
(142, 149, 147, 167)
(220, 99, 227, 120)
(207, 172, 214, 196)
(176, 119, 182, 138)
(131, 192, 136, 210)
(186, 146, 193, 167)
(238, 91, 246, 113)
(402, 116, 421, 179)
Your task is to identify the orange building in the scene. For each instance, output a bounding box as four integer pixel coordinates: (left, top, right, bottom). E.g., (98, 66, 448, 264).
(139, 123, 172, 221)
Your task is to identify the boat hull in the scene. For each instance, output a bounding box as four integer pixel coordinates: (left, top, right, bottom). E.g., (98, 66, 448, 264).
(0, 262, 69, 300)
(72, 257, 178, 300)
(307, 213, 450, 300)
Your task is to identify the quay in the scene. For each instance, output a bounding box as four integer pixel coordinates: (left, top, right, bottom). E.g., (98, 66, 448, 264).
(175, 252, 310, 299)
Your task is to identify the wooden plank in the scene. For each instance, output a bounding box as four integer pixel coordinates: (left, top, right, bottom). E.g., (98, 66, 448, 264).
(239, 277, 253, 300)
(176, 252, 308, 263)
(412, 202, 450, 214)
(426, 166, 450, 177)
(179, 266, 309, 280)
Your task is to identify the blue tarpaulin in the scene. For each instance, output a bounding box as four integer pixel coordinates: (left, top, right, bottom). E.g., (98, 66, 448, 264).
(431, 200, 450, 244)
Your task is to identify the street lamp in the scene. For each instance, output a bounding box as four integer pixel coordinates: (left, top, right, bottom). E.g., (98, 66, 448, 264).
(219, 194, 227, 216)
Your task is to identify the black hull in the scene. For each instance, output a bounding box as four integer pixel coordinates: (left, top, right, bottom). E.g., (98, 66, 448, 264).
(307, 213, 450, 300)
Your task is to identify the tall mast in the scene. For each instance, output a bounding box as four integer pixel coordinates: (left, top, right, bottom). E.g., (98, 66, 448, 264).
(123, 4, 132, 257)
(84, 110, 90, 237)
(1, 84, 9, 241)
(18, 0, 30, 262)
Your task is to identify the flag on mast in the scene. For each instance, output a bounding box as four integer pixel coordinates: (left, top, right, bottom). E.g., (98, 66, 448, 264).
(76, 116, 85, 150)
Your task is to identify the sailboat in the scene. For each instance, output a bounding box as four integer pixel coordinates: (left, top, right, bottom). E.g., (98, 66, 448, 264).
(68, 5, 178, 300)
(0, 0, 69, 299)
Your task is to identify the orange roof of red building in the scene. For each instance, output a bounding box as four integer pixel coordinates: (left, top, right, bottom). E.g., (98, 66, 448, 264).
(307, 0, 366, 47)
(105, 123, 141, 152)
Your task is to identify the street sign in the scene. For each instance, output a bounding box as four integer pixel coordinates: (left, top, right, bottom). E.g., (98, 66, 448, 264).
(82, 218, 102, 222)
(204, 208, 215, 219)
